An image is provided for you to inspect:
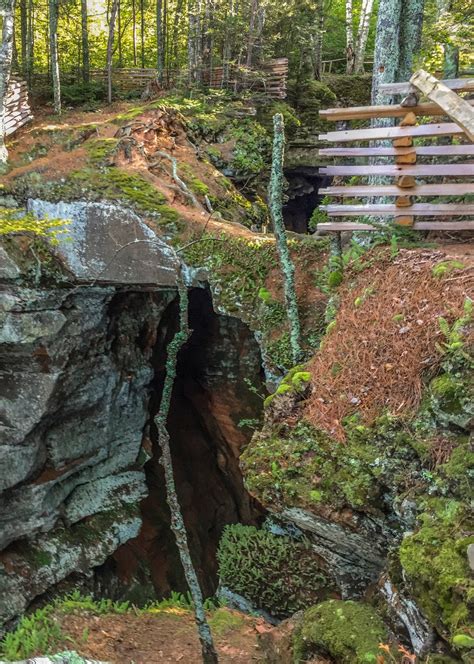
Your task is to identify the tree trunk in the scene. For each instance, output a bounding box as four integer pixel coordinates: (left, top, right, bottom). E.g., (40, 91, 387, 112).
(245, 0, 258, 70)
(371, 0, 402, 106)
(154, 274, 219, 664)
(313, 0, 324, 80)
(49, 0, 61, 115)
(0, 0, 16, 166)
(107, 0, 119, 103)
(345, 0, 355, 73)
(81, 0, 90, 83)
(268, 114, 302, 366)
(222, 0, 233, 86)
(172, 0, 184, 69)
(26, 0, 34, 85)
(397, 0, 424, 81)
(354, 0, 375, 73)
(140, 0, 145, 68)
(443, 43, 459, 79)
(20, 0, 27, 76)
(157, 0, 164, 81)
(117, 0, 123, 68)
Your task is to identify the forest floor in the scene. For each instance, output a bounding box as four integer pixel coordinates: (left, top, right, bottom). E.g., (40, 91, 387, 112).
(52, 607, 270, 663)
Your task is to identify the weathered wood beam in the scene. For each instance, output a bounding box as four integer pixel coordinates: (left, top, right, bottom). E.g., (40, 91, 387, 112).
(317, 221, 474, 232)
(409, 70, 474, 141)
(319, 183, 474, 197)
(319, 183, 474, 196)
(319, 100, 474, 121)
(319, 145, 474, 156)
(321, 203, 474, 216)
(319, 164, 474, 176)
(319, 122, 464, 143)
(379, 77, 474, 95)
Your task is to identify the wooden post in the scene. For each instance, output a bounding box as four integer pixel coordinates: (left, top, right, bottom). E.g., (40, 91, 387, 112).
(394, 111, 416, 226)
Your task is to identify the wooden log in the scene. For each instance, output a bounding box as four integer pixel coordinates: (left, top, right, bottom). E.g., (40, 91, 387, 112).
(395, 216, 414, 226)
(319, 123, 464, 143)
(319, 183, 474, 197)
(397, 175, 417, 188)
(319, 144, 474, 156)
(400, 111, 417, 126)
(321, 203, 474, 216)
(396, 152, 417, 164)
(317, 221, 474, 232)
(392, 136, 415, 147)
(409, 69, 474, 141)
(319, 164, 474, 176)
(319, 99, 474, 121)
(395, 196, 413, 207)
(379, 77, 474, 95)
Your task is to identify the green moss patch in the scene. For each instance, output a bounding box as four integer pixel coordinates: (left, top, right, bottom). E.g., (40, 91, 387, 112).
(217, 524, 332, 617)
(293, 599, 388, 664)
(398, 497, 474, 641)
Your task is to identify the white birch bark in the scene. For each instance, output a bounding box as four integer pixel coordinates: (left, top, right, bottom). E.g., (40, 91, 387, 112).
(354, 0, 375, 72)
(345, 0, 355, 73)
(106, 0, 119, 103)
(0, 0, 16, 166)
(49, 0, 61, 115)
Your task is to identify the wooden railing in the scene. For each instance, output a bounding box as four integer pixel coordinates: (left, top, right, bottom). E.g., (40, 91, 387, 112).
(5, 77, 33, 137)
(316, 74, 474, 234)
(321, 58, 373, 74)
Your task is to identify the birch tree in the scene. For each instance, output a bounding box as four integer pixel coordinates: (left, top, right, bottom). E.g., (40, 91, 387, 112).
(354, 0, 375, 72)
(49, 0, 61, 115)
(107, 0, 119, 103)
(345, 0, 355, 73)
(0, 0, 16, 167)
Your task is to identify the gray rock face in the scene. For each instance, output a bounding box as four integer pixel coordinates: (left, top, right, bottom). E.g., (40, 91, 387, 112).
(274, 507, 391, 598)
(0, 212, 178, 627)
(27, 200, 179, 286)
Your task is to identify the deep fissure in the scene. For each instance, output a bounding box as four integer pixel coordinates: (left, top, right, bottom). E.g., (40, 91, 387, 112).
(107, 286, 266, 601)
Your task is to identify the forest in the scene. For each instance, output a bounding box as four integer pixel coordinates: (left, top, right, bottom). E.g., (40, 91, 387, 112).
(0, 0, 473, 662)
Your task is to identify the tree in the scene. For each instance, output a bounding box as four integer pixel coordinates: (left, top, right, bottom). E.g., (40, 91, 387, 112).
(49, 0, 61, 114)
(81, 0, 90, 83)
(154, 273, 219, 664)
(107, 0, 119, 104)
(157, 0, 165, 81)
(0, 0, 16, 166)
(354, 0, 375, 72)
(345, 0, 355, 72)
(268, 113, 302, 366)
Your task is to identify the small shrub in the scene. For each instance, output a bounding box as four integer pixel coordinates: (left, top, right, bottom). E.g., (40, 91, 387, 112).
(217, 524, 331, 617)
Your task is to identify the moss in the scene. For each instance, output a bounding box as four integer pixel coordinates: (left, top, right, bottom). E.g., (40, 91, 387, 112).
(217, 524, 332, 617)
(208, 609, 245, 636)
(398, 498, 474, 640)
(242, 419, 384, 511)
(264, 365, 312, 407)
(323, 74, 372, 107)
(293, 600, 388, 664)
(425, 371, 473, 430)
(432, 260, 466, 279)
(85, 137, 119, 163)
(179, 163, 210, 197)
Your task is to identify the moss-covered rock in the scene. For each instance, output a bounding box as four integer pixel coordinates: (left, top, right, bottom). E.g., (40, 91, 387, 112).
(217, 524, 333, 617)
(293, 599, 388, 663)
(398, 498, 474, 642)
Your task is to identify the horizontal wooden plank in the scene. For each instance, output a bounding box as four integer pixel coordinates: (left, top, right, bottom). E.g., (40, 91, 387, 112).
(322, 203, 474, 216)
(319, 122, 465, 143)
(317, 221, 474, 232)
(319, 183, 474, 197)
(319, 164, 474, 176)
(379, 78, 474, 95)
(319, 99, 474, 121)
(319, 144, 474, 157)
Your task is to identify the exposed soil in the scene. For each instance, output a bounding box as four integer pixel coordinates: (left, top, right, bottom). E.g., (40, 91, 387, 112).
(58, 608, 268, 663)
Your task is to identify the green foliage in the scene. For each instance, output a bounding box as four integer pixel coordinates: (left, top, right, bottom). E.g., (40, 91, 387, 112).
(0, 209, 69, 244)
(229, 121, 271, 177)
(0, 605, 63, 661)
(217, 524, 330, 617)
(436, 298, 473, 368)
(60, 81, 107, 108)
(208, 608, 245, 636)
(432, 260, 466, 279)
(293, 600, 388, 664)
(264, 365, 311, 407)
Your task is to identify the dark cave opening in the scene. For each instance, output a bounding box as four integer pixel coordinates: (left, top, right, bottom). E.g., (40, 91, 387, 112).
(283, 167, 331, 234)
(108, 287, 266, 601)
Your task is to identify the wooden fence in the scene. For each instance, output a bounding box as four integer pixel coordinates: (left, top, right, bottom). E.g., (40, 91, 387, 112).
(316, 75, 474, 234)
(5, 77, 33, 137)
(88, 58, 288, 99)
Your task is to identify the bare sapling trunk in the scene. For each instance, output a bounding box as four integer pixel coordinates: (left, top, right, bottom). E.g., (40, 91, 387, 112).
(107, 0, 119, 103)
(154, 274, 219, 664)
(269, 113, 302, 366)
(157, 0, 164, 81)
(0, 0, 16, 166)
(49, 0, 61, 114)
(354, 0, 375, 72)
